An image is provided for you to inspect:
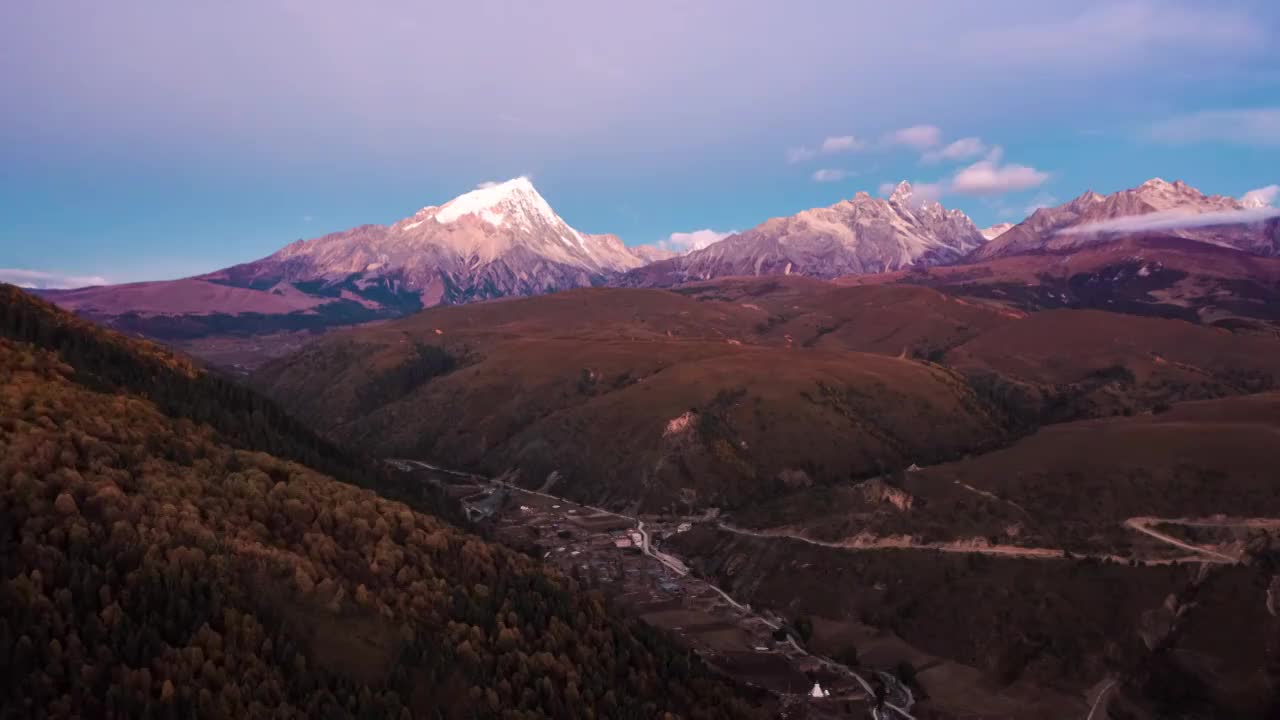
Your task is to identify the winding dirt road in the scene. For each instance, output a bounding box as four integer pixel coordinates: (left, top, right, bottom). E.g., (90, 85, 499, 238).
(717, 516, 1253, 566)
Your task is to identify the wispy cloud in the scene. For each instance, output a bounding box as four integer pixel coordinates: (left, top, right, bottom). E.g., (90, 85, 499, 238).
(812, 168, 854, 183)
(0, 268, 108, 289)
(788, 135, 865, 163)
(658, 229, 734, 253)
(884, 125, 942, 150)
(820, 135, 865, 153)
(1149, 108, 1280, 146)
(1241, 184, 1278, 207)
(1058, 207, 1280, 235)
(922, 136, 988, 164)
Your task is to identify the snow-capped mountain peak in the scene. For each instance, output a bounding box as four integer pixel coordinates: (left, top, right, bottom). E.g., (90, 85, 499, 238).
(206, 177, 646, 309)
(432, 177, 561, 230)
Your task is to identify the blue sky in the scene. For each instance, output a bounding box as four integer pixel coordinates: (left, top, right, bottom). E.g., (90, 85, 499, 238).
(2, 0, 1279, 286)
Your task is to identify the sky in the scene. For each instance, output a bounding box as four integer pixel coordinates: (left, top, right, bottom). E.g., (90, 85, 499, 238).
(2, 0, 1280, 286)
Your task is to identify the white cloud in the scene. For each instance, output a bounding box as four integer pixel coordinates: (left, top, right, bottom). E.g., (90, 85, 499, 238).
(475, 180, 501, 189)
(884, 125, 942, 150)
(880, 149, 1049, 201)
(951, 158, 1049, 195)
(1149, 108, 1280, 146)
(1240, 184, 1279, 208)
(812, 168, 853, 183)
(0, 268, 109, 289)
(922, 137, 987, 164)
(786, 146, 816, 164)
(1058, 207, 1280, 235)
(820, 135, 865, 153)
(658, 229, 735, 253)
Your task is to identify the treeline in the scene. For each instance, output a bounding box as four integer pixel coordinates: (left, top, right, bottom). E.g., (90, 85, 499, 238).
(0, 295, 765, 718)
(0, 285, 463, 524)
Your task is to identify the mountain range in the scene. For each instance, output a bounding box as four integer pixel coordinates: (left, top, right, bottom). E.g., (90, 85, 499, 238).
(973, 177, 1279, 260)
(35, 175, 1280, 369)
(619, 182, 986, 287)
(10, 172, 1280, 719)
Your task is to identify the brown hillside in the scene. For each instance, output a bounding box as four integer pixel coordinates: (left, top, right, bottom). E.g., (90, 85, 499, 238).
(255, 287, 1008, 512)
(255, 282, 1280, 511)
(841, 235, 1280, 328)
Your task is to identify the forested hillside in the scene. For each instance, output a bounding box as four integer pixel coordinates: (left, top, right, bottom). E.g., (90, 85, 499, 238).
(0, 284, 763, 719)
(0, 284, 462, 524)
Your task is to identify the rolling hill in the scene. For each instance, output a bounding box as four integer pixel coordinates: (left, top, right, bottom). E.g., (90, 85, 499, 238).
(252, 278, 1280, 514)
(251, 285, 1011, 513)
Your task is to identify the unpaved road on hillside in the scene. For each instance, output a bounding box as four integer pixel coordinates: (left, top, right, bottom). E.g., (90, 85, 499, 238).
(716, 517, 1250, 565)
(1084, 677, 1118, 720)
(1122, 517, 1261, 563)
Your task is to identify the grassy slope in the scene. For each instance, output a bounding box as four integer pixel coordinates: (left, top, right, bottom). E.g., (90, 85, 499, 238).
(255, 281, 1280, 512)
(255, 286, 1011, 511)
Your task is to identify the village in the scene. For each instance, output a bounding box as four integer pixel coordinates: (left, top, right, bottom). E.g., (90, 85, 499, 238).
(387, 459, 916, 719)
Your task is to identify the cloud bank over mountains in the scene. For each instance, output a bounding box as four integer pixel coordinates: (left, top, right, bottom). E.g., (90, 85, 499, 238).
(0, 268, 109, 289)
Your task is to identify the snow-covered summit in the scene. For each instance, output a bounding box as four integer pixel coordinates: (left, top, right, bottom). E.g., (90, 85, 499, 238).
(432, 177, 561, 229)
(211, 177, 647, 308)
